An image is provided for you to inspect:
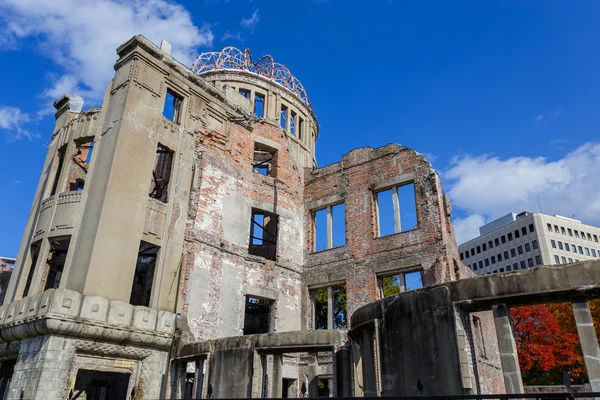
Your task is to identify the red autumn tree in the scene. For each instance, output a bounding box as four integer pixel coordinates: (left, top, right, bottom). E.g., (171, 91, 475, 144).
(511, 304, 585, 385)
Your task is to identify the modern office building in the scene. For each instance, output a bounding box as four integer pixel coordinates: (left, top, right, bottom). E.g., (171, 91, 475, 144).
(459, 212, 600, 275)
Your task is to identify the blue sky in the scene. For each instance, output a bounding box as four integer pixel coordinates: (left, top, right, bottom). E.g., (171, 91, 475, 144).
(1, 0, 600, 257)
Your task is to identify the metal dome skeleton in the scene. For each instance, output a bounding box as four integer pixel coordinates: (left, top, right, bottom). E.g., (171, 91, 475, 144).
(192, 47, 312, 111)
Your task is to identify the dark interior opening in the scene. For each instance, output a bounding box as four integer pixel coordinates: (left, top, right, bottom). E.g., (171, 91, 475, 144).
(42, 237, 70, 291)
(248, 210, 278, 261)
(243, 296, 271, 335)
(129, 241, 159, 307)
(74, 369, 131, 400)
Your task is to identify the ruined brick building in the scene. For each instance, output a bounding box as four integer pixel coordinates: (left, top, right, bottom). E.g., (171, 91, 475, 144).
(1, 35, 600, 399)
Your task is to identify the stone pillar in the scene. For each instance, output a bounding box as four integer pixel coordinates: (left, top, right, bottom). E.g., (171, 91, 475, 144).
(251, 352, 265, 398)
(361, 331, 377, 397)
(272, 354, 283, 398)
(327, 286, 334, 329)
(493, 304, 524, 394)
(335, 346, 353, 397)
(571, 299, 600, 392)
(307, 352, 318, 398)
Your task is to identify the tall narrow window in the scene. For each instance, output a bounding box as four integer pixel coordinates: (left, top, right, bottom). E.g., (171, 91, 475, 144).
(22, 241, 41, 297)
(252, 142, 276, 176)
(149, 144, 174, 203)
(254, 93, 265, 118)
(280, 105, 288, 129)
(249, 210, 278, 261)
(41, 237, 70, 291)
(129, 241, 158, 307)
(312, 285, 347, 330)
(375, 183, 417, 237)
(50, 148, 66, 196)
(313, 203, 346, 251)
(298, 117, 304, 140)
(289, 111, 296, 135)
(163, 89, 183, 123)
(314, 287, 328, 330)
(67, 139, 94, 192)
(243, 296, 272, 335)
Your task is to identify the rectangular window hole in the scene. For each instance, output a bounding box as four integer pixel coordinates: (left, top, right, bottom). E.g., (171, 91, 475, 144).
(129, 241, 159, 307)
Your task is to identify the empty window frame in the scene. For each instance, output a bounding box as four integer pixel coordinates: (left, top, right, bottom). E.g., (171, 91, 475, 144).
(280, 105, 288, 129)
(238, 88, 251, 99)
(254, 93, 265, 118)
(129, 241, 158, 307)
(252, 143, 276, 176)
(67, 139, 94, 192)
(50, 147, 66, 196)
(243, 296, 272, 335)
(163, 89, 183, 123)
(249, 209, 278, 261)
(298, 117, 304, 140)
(289, 110, 297, 135)
(41, 237, 71, 291)
(535, 255, 542, 265)
(314, 204, 346, 251)
(22, 241, 42, 297)
(313, 285, 347, 330)
(379, 269, 424, 298)
(375, 183, 417, 237)
(149, 144, 174, 203)
(529, 223, 535, 233)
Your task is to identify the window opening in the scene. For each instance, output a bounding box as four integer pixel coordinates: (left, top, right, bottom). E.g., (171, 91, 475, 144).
(249, 210, 278, 261)
(67, 139, 94, 191)
(289, 111, 296, 135)
(280, 105, 288, 129)
(314, 287, 328, 330)
(243, 296, 272, 335)
(41, 237, 70, 291)
(50, 148, 66, 196)
(317, 377, 332, 398)
(163, 89, 183, 123)
(254, 93, 265, 118)
(313, 285, 347, 330)
(376, 183, 417, 237)
(379, 269, 423, 298)
(239, 88, 251, 99)
(74, 369, 131, 400)
(149, 144, 174, 203)
(252, 143, 276, 176)
(22, 241, 41, 297)
(298, 117, 304, 140)
(314, 203, 346, 251)
(129, 241, 158, 307)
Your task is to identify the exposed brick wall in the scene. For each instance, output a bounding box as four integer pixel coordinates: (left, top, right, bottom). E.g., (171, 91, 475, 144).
(181, 116, 306, 340)
(303, 145, 463, 326)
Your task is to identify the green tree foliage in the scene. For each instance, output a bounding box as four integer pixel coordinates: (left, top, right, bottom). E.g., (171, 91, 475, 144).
(382, 275, 401, 297)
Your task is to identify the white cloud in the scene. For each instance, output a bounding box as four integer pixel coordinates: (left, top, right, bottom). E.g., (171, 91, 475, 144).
(453, 214, 486, 245)
(241, 10, 260, 30)
(0, 106, 38, 141)
(221, 31, 244, 42)
(0, 0, 214, 108)
(446, 143, 600, 235)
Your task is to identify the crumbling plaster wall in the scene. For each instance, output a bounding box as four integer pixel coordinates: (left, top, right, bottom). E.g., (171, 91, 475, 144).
(181, 114, 307, 340)
(303, 145, 466, 325)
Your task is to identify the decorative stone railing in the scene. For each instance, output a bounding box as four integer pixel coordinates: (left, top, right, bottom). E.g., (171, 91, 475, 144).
(0, 289, 176, 349)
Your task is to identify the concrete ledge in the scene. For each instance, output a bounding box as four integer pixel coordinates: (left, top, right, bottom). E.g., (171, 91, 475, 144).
(351, 260, 600, 328)
(0, 289, 176, 349)
(176, 329, 348, 359)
